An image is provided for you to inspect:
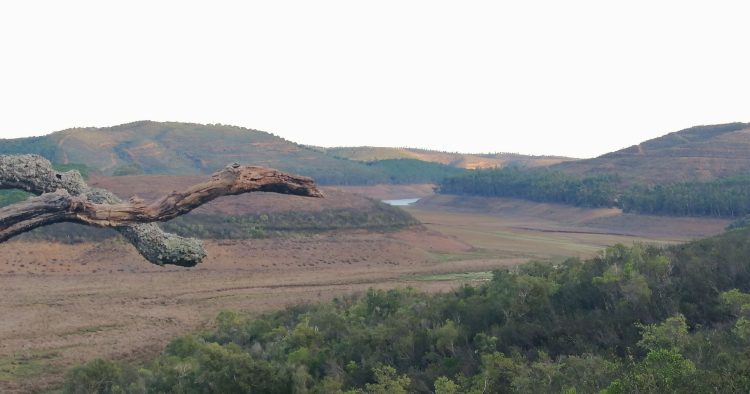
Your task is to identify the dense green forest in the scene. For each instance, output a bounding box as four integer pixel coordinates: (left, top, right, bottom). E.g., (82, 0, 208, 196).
(64, 227, 750, 393)
(438, 168, 750, 218)
(620, 175, 750, 217)
(365, 159, 467, 184)
(437, 167, 620, 208)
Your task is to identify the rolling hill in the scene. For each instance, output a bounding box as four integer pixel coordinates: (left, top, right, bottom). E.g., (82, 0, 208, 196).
(0, 121, 395, 184)
(0, 121, 550, 185)
(553, 122, 750, 183)
(5, 120, 749, 189)
(319, 146, 574, 169)
(434, 122, 750, 218)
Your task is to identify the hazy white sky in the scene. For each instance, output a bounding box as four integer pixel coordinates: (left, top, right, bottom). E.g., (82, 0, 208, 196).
(1, 1, 748, 158)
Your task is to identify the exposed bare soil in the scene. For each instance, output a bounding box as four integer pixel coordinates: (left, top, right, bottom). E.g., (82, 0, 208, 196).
(415, 195, 730, 241)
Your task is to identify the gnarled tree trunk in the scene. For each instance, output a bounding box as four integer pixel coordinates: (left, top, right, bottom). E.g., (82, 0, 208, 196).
(0, 155, 322, 266)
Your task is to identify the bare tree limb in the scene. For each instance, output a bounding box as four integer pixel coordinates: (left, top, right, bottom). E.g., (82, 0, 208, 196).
(0, 155, 323, 266)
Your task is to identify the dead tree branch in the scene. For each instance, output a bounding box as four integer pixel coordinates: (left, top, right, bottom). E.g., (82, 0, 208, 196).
(0, 155, 322, 266)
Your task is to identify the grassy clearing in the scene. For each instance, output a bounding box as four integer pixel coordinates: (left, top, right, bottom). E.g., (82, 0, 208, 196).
(0, 350, 61, 382)
(429, 249, 497, 263)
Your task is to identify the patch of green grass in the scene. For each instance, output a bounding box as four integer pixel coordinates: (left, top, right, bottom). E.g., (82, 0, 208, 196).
(429, 249, 497, 263)
(414, 271, 494, 282)
(0, 350, 61, 382)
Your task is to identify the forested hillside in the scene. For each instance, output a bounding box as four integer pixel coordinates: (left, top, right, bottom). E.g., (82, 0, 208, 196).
(438, 167, 750, 218)
(64, 227, 750, 393)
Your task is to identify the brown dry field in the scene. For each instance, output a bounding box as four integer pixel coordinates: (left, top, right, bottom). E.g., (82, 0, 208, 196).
(413, 194, 732, 259)
(0, 185, 732, 393)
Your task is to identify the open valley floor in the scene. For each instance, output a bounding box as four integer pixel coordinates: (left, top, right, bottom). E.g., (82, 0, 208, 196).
(0, 189, 732, 392)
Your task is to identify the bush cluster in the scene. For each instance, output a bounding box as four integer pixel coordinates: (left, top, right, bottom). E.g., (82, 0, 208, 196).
(64, 227, 750, 393)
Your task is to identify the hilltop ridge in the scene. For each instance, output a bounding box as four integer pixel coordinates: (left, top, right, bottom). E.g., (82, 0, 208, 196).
(554, 122, 750, 183)
(0, 121, 387, 184)
(0, 121, 561, 184)
(318, 146, 574, 169)
(4, 120, 750, 186)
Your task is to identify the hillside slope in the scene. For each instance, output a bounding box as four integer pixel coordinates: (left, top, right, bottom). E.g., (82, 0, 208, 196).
(0, 121, 387, 184)
(321, 146, 574, 169)
(554, 122, 750, 183)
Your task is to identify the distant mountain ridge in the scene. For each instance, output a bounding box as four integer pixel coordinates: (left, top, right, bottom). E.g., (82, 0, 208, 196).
(553, 122, 750, 183)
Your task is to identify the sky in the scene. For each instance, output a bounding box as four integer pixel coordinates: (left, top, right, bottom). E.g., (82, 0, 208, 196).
(1, 1, 749, 158)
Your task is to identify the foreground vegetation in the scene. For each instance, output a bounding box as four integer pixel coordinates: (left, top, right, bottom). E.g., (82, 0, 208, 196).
(438, 167, 750, 218)
(64, 227, 750, 393)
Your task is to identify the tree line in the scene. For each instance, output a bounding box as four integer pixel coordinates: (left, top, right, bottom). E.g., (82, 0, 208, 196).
(437, 167, 620, 208)
(620, 175, 750, 217)
(438, 167, 750, 218)
(64, 226, 750, 393)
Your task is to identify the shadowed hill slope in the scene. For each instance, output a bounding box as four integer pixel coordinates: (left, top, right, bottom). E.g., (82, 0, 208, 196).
(553, 122, 750, 183)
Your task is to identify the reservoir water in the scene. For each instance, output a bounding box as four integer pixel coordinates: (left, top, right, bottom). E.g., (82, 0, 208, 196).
(382, 198, 420, 206)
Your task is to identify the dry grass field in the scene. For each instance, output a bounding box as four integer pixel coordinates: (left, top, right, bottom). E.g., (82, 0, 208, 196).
(0, 186, 732, 392)
(412, 194, 731, 260)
